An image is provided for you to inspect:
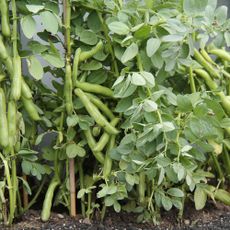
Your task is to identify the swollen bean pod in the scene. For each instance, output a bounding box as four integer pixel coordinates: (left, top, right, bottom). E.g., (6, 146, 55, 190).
(75, 88, 119, 135)
(0, 88, 8, 147)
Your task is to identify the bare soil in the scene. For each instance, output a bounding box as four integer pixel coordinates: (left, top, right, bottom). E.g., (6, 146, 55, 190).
(1, 201, 230, 230)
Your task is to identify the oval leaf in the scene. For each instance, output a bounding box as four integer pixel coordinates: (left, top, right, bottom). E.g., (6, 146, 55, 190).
(121, 43, 138, 63)
(21, 15, 36, 39)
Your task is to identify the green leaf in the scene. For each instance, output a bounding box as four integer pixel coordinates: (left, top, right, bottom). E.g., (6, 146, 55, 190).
(42, 52, 64, 68)
(131, 72, 146, 86)
(26, 5, 44, 13)
(162, 122, 175, 132)
(27, 56, 44, 80)
(158, 167, 165, 185)
(21, 160, 32, 175)
(113, 201, 121, 212)
(146, 38, 161, 57)
(28, 41, 48, 54)
(125, 173, 135, 186)
(77, 189, 86, 198)
(79, 30, 98, 45)
(18, 177, 32, 195)
(115, 97, 133, 113)
(194, 187, 207, 210)
(87, 70, 108, 84)
(35, 133, 46, 145)
(105, 196, 115, 206)
(66, 143, 86, 158)
(134, 25, 151, 40)
(80, 60, 102, 71)
(183, 0, 208, 15)
(87, 11, 102, 32)
(177, 95, 193, 112)
(67, 115, 79, 127)
(162, 196, 172, 211)
(224, 32, 230, 47)
(167, 188, 184, 198)
(40, 11, 59, 34)
(121, 43, 138, 63)
(21, 15, 36, 39)
(108, 21, 130, 35)
(141, 72, 155, 87)
(215, 6, 228, 25)
(143, 100, 158, 112)
(162, 35, 184, 42)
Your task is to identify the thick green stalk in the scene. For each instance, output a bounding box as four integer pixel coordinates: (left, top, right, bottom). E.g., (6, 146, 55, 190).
(63, 0, 76, 217)
(11, 0, 18, 56)
(210, 152, 225, 184)
(78, 160, 86, 217)
(97, 12, 119, 76)
(189, 67, 196, 93)
(223, 146, 230, 176)
(0, 153, 14, 224)
(139, 172, 146, 205)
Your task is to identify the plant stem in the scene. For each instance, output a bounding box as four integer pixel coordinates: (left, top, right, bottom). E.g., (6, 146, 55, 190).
(97, 12, 119, 76)
(11, 0, 18, 56)
(22, 174, 28, 208)
(138, 172, 146, 205)
(223, 146, 230, 176)
(86, 192, 92, 219)
(63, 0, 76, 217)
(69, 158, 76, 217)
(0, 153, 14, 224)
(78, 160, 86, 217)
(189, 67, 196, 93)
(210, 152, 225, 185)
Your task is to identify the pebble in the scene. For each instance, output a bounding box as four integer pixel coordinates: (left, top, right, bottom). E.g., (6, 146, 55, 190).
(184, 219, 190, 225)
(57, 213, 64, 219)
(82, 217, 92, 225)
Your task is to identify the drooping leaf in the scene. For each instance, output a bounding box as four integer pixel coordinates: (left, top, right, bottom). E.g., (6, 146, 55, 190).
(21, 15, 36, 39)
(40, 11, 59, 34)
(121, 43, 138, 63)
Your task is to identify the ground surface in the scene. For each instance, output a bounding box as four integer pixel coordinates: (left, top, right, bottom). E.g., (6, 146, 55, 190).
(1, 202, 230, 230)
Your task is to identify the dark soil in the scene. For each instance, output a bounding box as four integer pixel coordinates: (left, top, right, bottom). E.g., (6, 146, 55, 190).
(1, 202, 230, 230)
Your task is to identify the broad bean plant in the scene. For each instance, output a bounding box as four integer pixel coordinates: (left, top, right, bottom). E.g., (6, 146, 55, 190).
(0, 0, 230, 225)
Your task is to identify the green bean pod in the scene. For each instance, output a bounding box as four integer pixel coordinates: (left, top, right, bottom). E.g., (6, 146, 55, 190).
(72, 48, 81, 85)
(41, 178, 60, 222)
(11, 55, 22, 101)
(79, 40, 103, 62)
(83, 129, 105, 164)
(93, 118, 119, 152)
(64, 63, 73, 115)
(92, 126, 101, 137)
(22, 97, 41, 121)
(194, 49, 220, 79)
(200, 48, 216, 65)
(194, 69, 230, 115)
(0, 0, 11, 37)
(0, 88, 8, 147)
(103, 135, 115, 178)
(0, 36, 8, 60)
(208, 49, 230, 62)
(7, 100, 17, 148)
(21, 79, 33, 99)
(75, 88, 119, 135)
(194, 69, 218, 90)
(206, 185, 230, 206)
(76, 81, 113, 97)
(216, 92, 230, 115)
(0, 74, 5, 82)
(86, 93, 115, 120)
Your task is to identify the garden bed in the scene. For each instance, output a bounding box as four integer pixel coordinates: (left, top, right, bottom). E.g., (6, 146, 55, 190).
(2, 202, 230, 230)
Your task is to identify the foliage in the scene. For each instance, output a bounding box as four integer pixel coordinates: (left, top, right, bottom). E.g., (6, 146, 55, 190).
(0, 0, 230, 226)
